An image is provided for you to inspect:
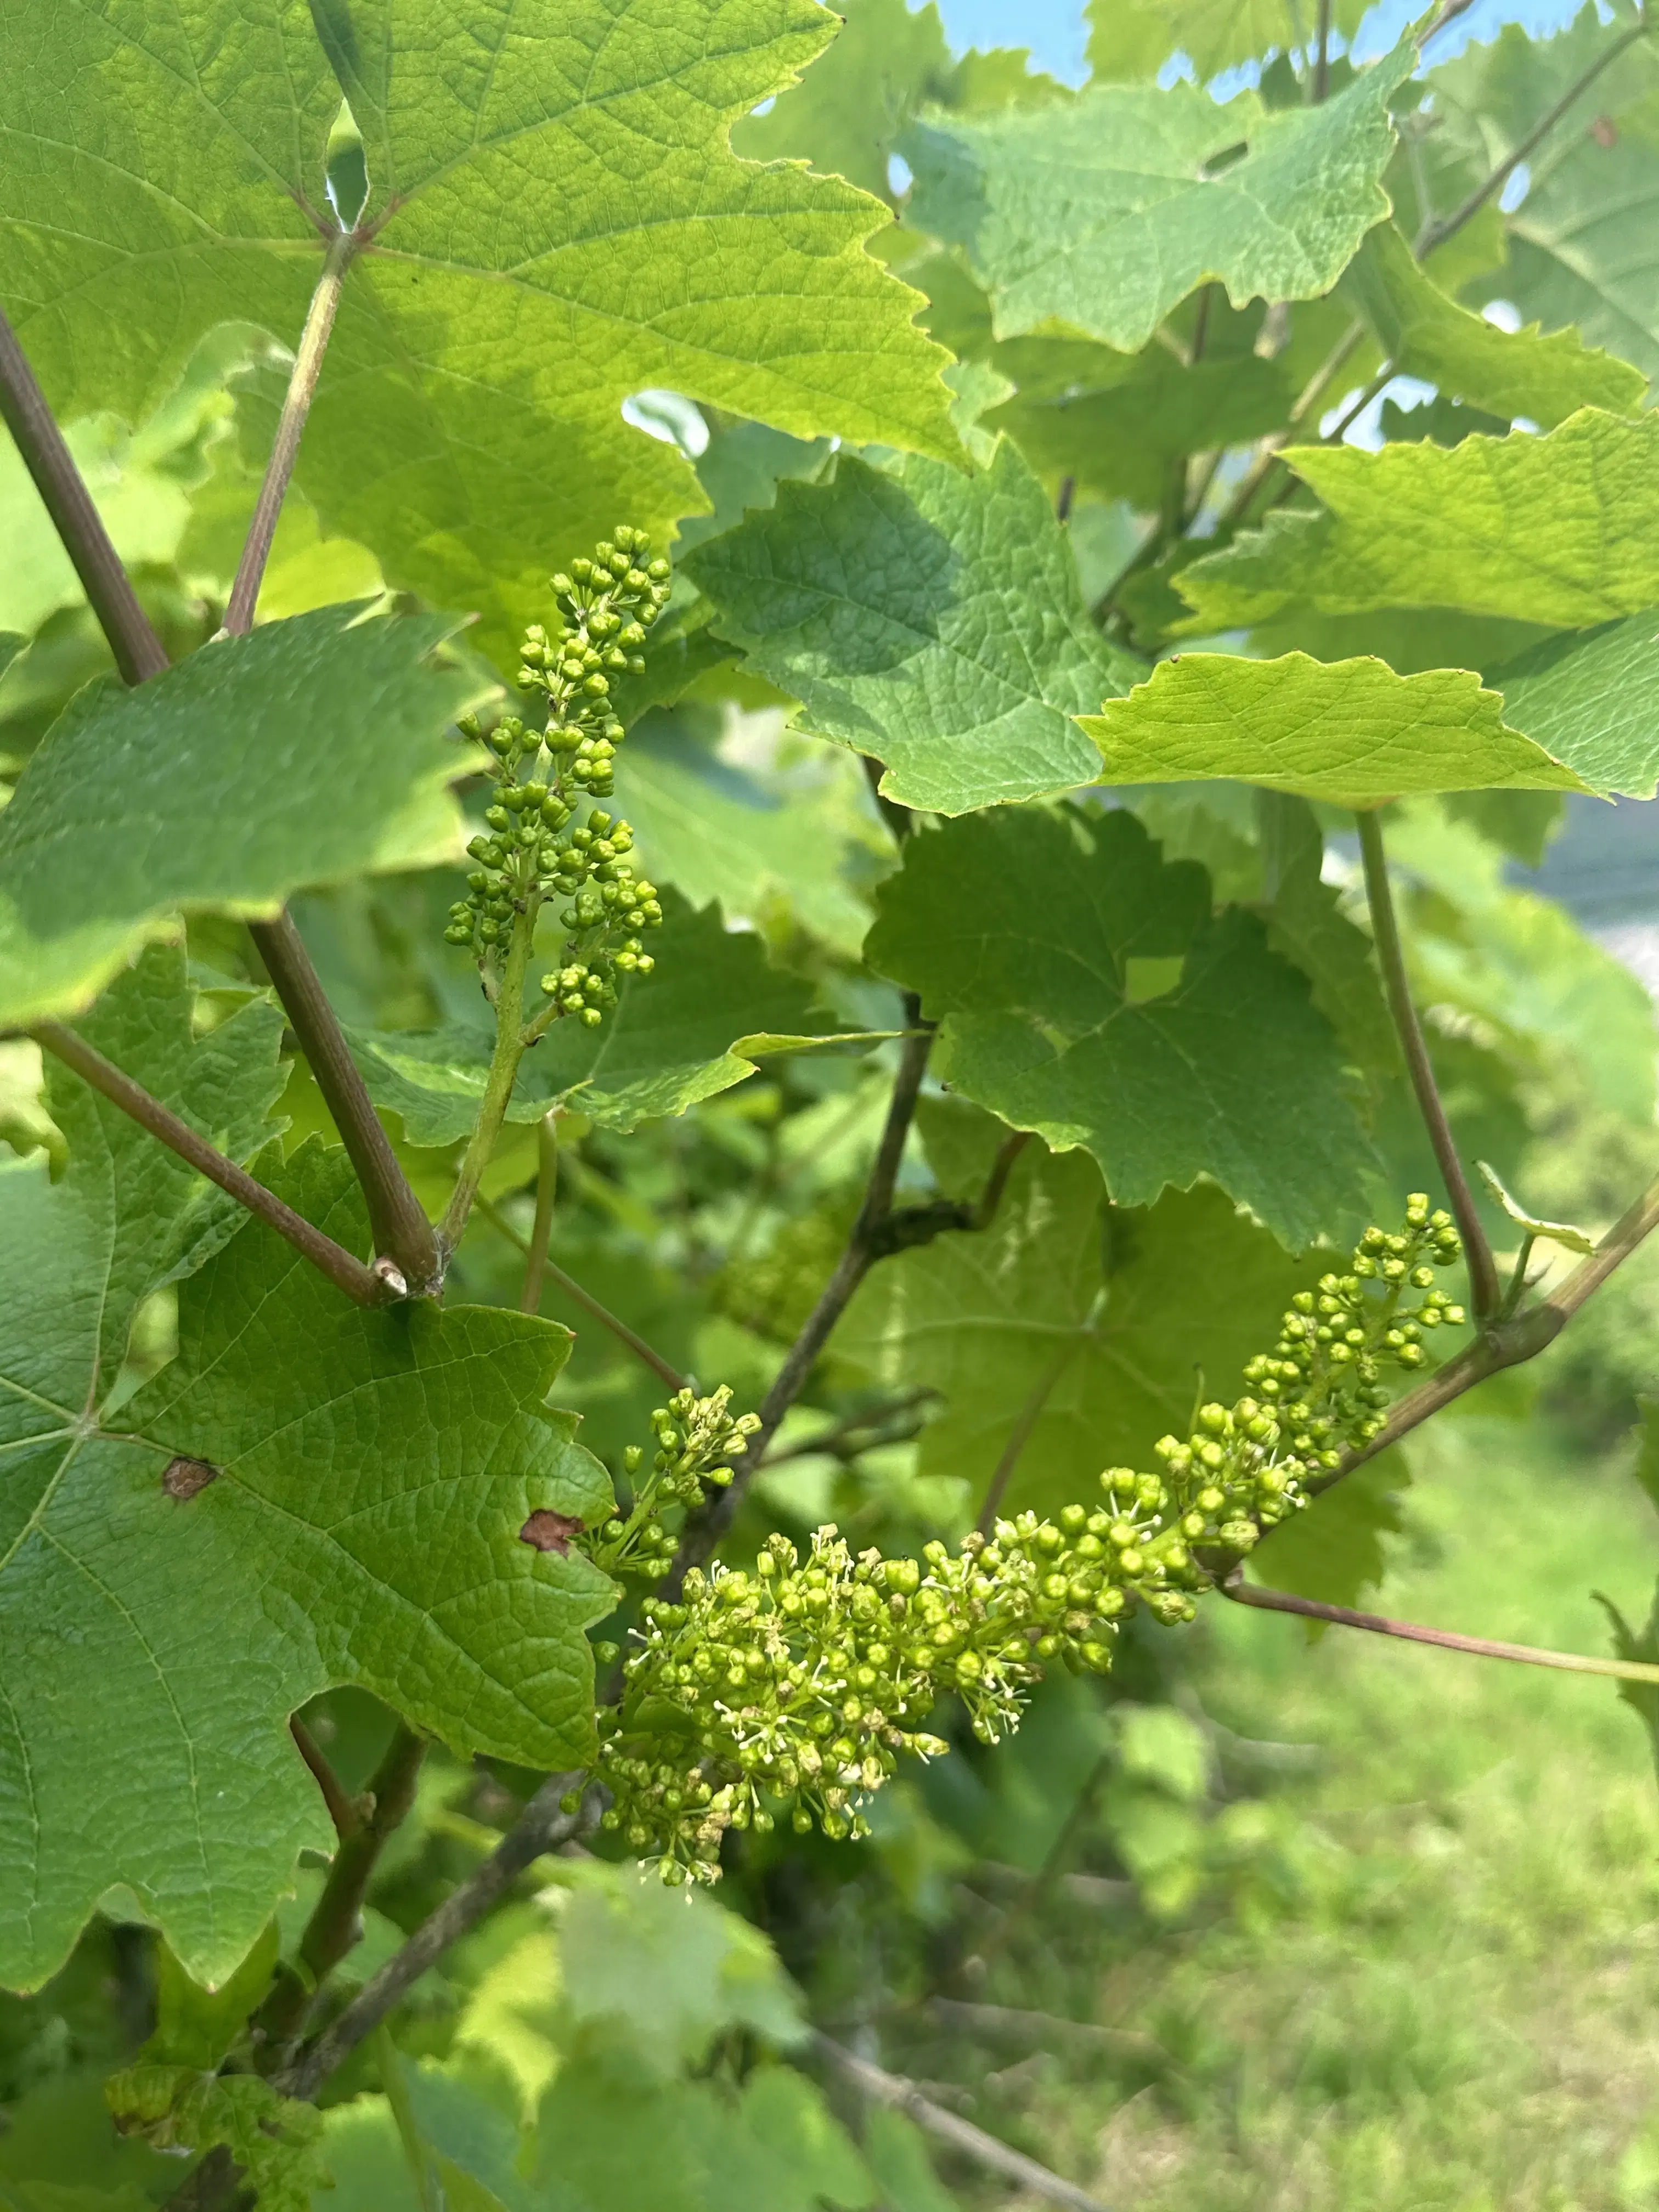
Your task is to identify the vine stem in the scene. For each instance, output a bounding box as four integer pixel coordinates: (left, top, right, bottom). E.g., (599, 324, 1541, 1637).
(0, 311, 167, 684)
(810, 2033, 1112, 2212)
(477, 1192, 689, 1390)
(520, 1112, 560, 1313)
(32, 1022, 390, 1307)
(1355, 809, 1501, 1325)
(440, 911, 534, 1253)
(1312, 0, 1332, 100)
(0, 284, 441, 1297)
(278, 1774, 594, 2101)
(1224, 1576, 1659, 1688)
(255, 1724, 426, 2052)
(287, 1719, 358, 1841)
(222, 230, 356, 636)
(1417, 20, 1650, 257)
(667, 1001, 934, 1588)
(1318, 1164, 1659, 1491)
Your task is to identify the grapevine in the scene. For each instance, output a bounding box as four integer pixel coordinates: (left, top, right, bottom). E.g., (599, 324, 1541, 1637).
(445, 524, 671, 1030)
(581, 1197, 1466, 1882)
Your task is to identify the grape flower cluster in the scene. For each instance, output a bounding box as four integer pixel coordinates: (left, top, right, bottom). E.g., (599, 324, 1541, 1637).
(577, 1198, 1465, 1884)
(445, 526, 670, 1029)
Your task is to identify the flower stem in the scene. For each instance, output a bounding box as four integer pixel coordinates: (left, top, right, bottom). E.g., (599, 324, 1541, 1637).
(440, 913, 534, 1253)
(520, 1111, 560, 1313)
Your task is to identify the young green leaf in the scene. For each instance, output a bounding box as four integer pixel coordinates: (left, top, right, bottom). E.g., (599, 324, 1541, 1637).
(866, 807, 1377, 1250)
(1493, 616, 1659, 800)
(356, 895, 848, 1146)
(0, 603, 493, 1029)
(901, 45, 1412, 352)
(1175, 409, 1659, 633)
(1476, 1161, 1596, 1255)
(1, 0, 956, 653)
(1340, 222, 1646, 428)
(684, 444, 1139, 812)
(1082, 652, 1588, 807)
(1087, 0, 1369, 82)
(0, 1128, 614, 1991)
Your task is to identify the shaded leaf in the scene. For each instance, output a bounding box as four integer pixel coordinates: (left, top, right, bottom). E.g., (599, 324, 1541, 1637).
(0, 604, 492, 1028)
(1087, 0, 1369, 82)
(841, 1143, 1315, 1517)
(866, 807, 1376, 1249)
(1494, 614, 1659, 800)
(1249, 1450, 1410, 1609)
(902, 47, 1411, 352)
(685, 444, 1139, 813)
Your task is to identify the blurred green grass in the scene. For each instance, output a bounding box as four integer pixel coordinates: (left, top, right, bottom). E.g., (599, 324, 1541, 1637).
(921, 1418, 1659, 2211)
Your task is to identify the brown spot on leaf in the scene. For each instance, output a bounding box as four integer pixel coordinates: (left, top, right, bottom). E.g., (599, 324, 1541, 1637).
(520, 1509, 584, 1555)
(1592, 115, 1618, 148)
(163, 1457, 221, 1502)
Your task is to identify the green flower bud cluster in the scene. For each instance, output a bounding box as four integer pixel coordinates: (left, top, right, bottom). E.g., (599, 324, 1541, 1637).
(585, 1386, 761, 1583)
(582, 1199, 1464, 1885)
(443, 524, 670, 1030)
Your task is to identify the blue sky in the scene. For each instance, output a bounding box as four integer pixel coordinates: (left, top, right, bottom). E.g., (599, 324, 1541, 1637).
(931, 0, 1595, 85)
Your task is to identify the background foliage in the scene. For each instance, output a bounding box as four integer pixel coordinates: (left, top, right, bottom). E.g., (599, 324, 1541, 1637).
(4, 0, 1659, 2205)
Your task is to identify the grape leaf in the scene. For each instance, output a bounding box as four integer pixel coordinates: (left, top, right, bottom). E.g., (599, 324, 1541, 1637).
(987, 350, 1295, 511)
(1082, 652, 1589, 806)
(840, 1144, 1312, 1517)
(0, 974, 614, 1986)
(683, 443, 1139, 813)
(1177, 409, 1659, 635)
(732, 0, 1058, 205)
(43, 945, 290, 1390)
(1087, 0, 1369, 82)
(555, 1863, 805, 2073)
(901, 46, 1412, 353)
(1340, 222, 1646, 428)
(1425, 5, 1659, 388)
(1, 0, 955, 658)
(1493, 615, 1659, 800)
(353, 896, 843, 1146)
(0, 603, 492, 1030)
(865, 806, 1375, 1250)
(103, 2068, 324, 2212)
(531, 2056, 873, 2212)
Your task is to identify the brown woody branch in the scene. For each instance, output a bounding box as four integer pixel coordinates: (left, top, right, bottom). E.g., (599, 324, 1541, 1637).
(1224, 1574, 1659, 1687)
(33, 1023, 390, 1307)
(0, 287, 439, 1296)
